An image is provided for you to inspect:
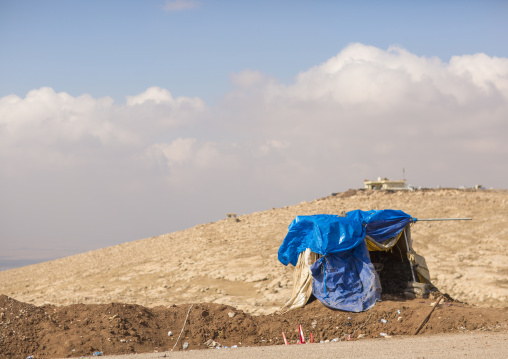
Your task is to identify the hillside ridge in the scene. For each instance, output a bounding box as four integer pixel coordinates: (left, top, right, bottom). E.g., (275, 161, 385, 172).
(1, 188, 507, 315)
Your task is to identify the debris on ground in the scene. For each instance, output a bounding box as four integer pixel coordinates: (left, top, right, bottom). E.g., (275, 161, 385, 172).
(1, 294, 507, 359)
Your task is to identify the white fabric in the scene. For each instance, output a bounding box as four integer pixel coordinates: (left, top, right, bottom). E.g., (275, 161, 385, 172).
(279, 248, 319, 313)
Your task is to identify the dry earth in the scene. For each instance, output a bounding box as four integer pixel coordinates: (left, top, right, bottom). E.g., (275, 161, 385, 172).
(1, 188, 506, 314)
(1, 293, 507, 358)
(1, 188, 508, 358)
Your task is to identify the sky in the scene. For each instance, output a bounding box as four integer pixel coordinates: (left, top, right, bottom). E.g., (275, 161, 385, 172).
(1, 0, 507, 270)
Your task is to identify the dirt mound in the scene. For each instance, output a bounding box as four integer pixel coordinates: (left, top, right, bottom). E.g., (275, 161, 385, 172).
(1, 294, 507, 359)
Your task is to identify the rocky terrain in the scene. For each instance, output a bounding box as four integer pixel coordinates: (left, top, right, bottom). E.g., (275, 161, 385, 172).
(0, 188, 507, 358)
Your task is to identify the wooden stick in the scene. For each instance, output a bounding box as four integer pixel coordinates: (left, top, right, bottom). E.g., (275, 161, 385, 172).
(171, 304, 193, 351)
(414, 295, 445, 335)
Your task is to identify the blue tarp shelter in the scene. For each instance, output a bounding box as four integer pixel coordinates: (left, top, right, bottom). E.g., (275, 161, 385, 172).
(278, 210, 417, 312)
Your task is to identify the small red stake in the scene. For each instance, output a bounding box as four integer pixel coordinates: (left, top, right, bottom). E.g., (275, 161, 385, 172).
(282, 331, 289, 345)
(298, 324, 306, 344)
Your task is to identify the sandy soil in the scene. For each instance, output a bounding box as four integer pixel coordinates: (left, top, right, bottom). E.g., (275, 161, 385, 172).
(1, 188, 506, 314)
(0, 188, 507, 358)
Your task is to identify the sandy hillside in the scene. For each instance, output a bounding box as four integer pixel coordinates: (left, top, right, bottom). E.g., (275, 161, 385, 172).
(0, 188, 507, 315)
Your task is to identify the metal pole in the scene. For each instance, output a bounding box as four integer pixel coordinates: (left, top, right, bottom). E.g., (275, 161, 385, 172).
(417, 218, 472, 221)
(403, 227, 417, 282)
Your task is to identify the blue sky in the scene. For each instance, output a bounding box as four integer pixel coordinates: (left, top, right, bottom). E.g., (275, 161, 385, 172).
(2, 1, 507, 103)
(1, 0, 508, 270)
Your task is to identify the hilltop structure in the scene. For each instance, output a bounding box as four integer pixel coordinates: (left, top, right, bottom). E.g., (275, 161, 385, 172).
(364, 177, 407, 190)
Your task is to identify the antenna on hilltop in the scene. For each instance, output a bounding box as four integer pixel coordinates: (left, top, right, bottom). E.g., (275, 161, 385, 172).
(403, 167, 406, 181)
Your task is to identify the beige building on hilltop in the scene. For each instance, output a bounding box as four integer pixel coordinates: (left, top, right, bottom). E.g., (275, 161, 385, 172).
(364, 177, 407, 190)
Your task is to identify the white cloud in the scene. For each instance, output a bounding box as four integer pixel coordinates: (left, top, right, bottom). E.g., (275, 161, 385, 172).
(230, 70, 269, 89)
(126, 86, 204, 108)
(0, 87, 206, 176)
(449, 53, 508, 93)
(218, 43, 508, 191)
(263, 43, 508, 107)
(147, 138, 197, 166)
(163, 0, 200, 12)
(144, 138, 240, 190)
(125, 86, 207, 129)
(2, 45, 507, 189)
(0, 87, 118, 144)
(1, 43, 507, 258)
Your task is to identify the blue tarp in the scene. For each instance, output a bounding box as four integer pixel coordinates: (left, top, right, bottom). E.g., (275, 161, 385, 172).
(346, 209, 414, 242)
(278, 210, 414, 312)
(310, 241, 381, 312)
(277, 215, 366, 267)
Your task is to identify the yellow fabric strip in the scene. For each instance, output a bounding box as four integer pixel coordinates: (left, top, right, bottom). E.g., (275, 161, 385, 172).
(366, 231, 404, 252)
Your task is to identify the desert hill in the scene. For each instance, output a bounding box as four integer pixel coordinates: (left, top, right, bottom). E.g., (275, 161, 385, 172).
(0, 188, 507, 315)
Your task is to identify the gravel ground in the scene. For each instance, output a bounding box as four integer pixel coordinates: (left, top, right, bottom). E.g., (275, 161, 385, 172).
(68, 332, 508, 359)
